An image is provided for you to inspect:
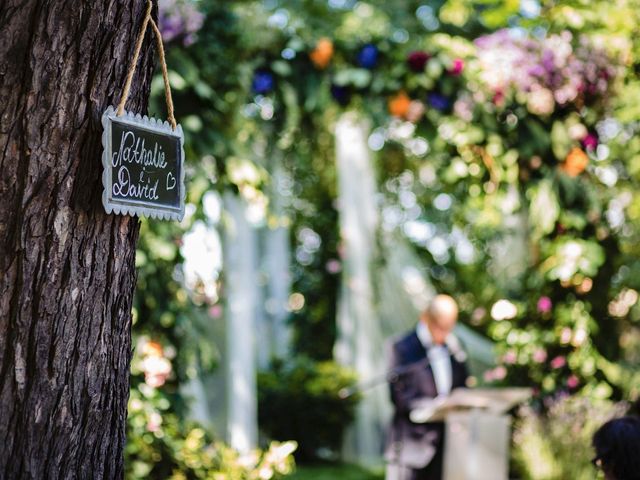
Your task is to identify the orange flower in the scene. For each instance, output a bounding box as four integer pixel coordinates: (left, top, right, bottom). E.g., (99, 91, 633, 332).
(388, 91, 412, 118)
(310, 38, 334, 69)
(142, 340, 164, 358)
(562, 147, 589, 177)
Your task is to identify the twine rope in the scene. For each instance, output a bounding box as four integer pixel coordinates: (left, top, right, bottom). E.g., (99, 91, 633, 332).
(148, 17, 176, 129)
(116, 0, 177, 130)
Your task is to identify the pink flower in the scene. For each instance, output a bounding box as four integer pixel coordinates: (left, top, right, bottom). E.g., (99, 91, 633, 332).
(483, 366, 507, 382)
(406, 100, 426, 123)
(493, 89, 505, 107)
(147, 412, 162, 432)
(533, 348, 548, 363)
(550, 356, 566, 369)
(560, 328, 572, 344)
(449, 58, 464, 75)
(537, 296, 553, 314)
(582, 133, 598, 151)
(325, 259, 342, 274)
(142, 356, 172, 388)
(209, 304, 223, 319)
(502, 350, 517, 365)
(493, 366, 507, 380)
(471, 307, 486, 323)
(453, 97, 474, 122)
(567, 375, 579, 388)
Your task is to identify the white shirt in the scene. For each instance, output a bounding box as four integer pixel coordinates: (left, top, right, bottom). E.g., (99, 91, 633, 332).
(416, 323, 453, 396)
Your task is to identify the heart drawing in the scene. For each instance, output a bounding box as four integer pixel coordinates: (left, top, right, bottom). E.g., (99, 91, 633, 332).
(166, 171, 177, 191)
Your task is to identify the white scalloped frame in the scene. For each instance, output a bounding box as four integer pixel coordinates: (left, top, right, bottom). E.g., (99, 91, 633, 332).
(101, 106, 186, 221)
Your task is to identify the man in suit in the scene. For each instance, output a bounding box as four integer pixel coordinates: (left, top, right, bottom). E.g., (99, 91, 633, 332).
(385, 294, 469, 480)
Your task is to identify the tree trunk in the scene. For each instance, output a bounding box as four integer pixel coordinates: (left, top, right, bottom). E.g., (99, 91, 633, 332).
(0, 1, 155, 477)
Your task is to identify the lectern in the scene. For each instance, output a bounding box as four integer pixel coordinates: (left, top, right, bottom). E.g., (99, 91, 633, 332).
(410, 388, 532, 480)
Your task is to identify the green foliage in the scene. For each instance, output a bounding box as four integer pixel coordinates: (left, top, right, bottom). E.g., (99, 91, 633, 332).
(257, 357, 359, 461)
(528, 180, 560, 239)
(129, 0, 640, 475)
(134, 217, 218, 383)
(126, 385, 296, 479)
(289, 463, 384, 480)
(541, 238, 605, 282)
(129, 2, 286, 477)
(288, 131, 341, 361)
(151, 1, 243, 164)
(512, 396, 628, 480)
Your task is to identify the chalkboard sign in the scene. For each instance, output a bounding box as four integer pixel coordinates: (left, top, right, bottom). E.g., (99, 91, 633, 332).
(101, 106, 185, 221)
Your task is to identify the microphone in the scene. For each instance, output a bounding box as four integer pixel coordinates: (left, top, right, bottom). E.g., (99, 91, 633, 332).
(338, 357, 431, 399)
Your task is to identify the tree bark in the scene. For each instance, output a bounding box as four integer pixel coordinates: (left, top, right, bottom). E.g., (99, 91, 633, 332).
(0, 1, 155, 477)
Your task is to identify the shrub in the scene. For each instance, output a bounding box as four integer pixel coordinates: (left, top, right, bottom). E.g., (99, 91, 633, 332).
(258, 357, 359, 461)
(512, 396, 628, 480)
(126, 387, 296, 479)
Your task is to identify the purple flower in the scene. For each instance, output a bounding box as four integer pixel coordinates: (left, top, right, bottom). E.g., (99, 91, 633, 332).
(537, 296, 553, 314)
(158, 0, 205, 46)
(474, 29, 616, 108)
(474, 29, 512, 50)
(582, 133, 598, 150)
(427, 92, 450, 112)
(357, 44, 379, 69)
(528, 64, 546, 77)
(407, 51, 430, 72)
(183, 33, 196, 46)
(541, 49, 555, 73)
(184, 7, 205, 32)
(331, 84, 351, 106)
(252, 70, 275, 95)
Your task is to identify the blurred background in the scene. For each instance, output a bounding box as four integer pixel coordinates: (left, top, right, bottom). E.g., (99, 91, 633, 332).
(126, 0, 640, 478)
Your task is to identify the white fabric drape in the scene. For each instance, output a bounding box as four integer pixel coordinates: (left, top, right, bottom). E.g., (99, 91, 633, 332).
(262, 165, 292, 363)
(334, 112, 388, 465)
(223, 191, 258, 453)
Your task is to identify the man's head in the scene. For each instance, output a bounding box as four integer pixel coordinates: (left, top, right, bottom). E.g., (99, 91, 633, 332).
(421, 294, 459, 345)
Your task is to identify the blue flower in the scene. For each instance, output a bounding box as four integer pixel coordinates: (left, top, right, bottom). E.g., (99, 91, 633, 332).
(357, 44, 379, 69)
(427, 92, 450, 112)
(331, 84, 351, 106)
(252, 70, 275, 94)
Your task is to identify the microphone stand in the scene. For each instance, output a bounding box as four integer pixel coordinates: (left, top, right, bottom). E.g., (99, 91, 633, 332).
(338, 357, 431, 399)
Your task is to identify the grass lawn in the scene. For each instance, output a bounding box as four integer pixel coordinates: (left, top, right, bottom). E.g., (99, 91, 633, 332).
(289, 463, 385, 480)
